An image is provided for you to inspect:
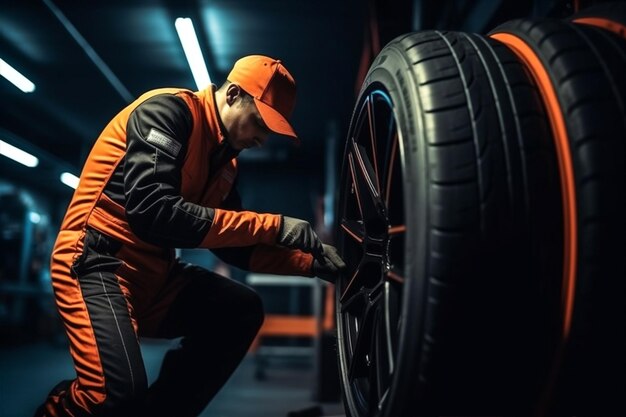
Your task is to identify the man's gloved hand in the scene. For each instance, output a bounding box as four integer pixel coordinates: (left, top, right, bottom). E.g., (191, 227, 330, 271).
(278, 216, 325, 262)
(313, 244, 346, 284)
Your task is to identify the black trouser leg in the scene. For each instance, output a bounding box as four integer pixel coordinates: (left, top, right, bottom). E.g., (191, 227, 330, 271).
(144, 263, 264, 417)
(36, 228, 147, 417)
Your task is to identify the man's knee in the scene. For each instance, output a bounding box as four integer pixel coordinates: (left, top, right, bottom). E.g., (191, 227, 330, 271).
(76, 374, 148, 417)
(214, 277, 265, 330)
(88, 378, 147, 416)
(240, 286, 264, 332)
(40, 377, 147, 417)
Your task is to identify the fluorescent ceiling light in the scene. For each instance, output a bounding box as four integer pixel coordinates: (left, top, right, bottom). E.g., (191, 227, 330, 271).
(29, 212, 41, 224)
(60, 172, 79, 189)
(0, 139, 39, 167)
(0, 57, 35, 93)
(175, 17, 211, 90)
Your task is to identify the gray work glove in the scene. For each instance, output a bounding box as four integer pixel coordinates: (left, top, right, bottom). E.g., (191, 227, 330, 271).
(278, 216, 325, 263)
(313, 244, 346, 284)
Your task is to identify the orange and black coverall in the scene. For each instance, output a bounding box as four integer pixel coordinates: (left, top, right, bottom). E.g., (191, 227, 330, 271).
(39, 86, 313, 417)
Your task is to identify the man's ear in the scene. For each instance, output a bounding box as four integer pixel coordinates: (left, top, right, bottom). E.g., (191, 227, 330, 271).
(226, 83, 242, 106)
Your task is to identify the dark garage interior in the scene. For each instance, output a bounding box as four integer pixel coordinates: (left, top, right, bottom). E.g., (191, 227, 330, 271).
(1, 1, 624, 416)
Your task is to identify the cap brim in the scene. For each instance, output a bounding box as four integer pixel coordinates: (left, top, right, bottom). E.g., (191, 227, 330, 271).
(254, 98, 299, 142)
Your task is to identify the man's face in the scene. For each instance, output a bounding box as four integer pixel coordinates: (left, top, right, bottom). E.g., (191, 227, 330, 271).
(225, 95, 271, 151)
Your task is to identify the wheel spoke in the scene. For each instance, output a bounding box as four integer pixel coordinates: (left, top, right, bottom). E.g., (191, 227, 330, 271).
(347, 153, 364, 219)
(366, 95, 380, 189)
(384, 131, 399, 208)
(388, 225, 406, 236)
(341, 268, 360, 303)
(370, 91, 395, 195)
(378, 387, 390, 411)
(376, 306, 388, 401)
(386, 267, 405, 284)
(369, 278, 385, 303)
(341, 219, 365, 244)
(349, 140, 384, 223)
(341, 288, 366, 314)
(383, 281, 400, 374)
(369, 308, 382, 408)
(348, 303, 376, 381)
(340, 253, 381, 303)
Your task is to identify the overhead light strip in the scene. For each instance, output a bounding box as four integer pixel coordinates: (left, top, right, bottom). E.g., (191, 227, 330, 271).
(0, 139, 39, 167)
(0, 58, 35, 93)
(29, 212, 42, 224)
(175, 17, 211, 90)
(60, 172, 79, 189)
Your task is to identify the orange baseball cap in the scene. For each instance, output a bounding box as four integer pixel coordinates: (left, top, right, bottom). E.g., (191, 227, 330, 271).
(227, 55, 298, 140)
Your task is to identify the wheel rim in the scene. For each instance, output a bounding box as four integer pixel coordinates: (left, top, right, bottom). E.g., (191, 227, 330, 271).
(337, 85, 406, 415)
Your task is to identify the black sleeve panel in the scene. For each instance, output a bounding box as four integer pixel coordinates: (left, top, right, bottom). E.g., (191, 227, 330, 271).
(103, 159, 126, 205)
(124, 94, 216, 248)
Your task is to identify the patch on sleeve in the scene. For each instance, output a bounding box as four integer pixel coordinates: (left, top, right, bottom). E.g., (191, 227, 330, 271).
(145, 128, 182, 157)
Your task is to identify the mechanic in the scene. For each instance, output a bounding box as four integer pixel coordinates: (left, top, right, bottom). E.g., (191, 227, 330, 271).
(35, 55, 345, 417)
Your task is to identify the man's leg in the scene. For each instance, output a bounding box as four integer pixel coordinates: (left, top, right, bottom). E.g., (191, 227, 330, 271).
(37, 228, 148, 416)
(144, 262, 264, 417)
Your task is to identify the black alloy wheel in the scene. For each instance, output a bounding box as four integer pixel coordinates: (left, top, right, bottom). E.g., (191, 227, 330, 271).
(335, 30, 561, 417)
(336, 86, 405, 417)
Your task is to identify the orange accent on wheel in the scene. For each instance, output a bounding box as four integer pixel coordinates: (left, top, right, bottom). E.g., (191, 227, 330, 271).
(388, 225, 406, 235)
(573, 17, 626, 40)
(386, 270, 404, 284)
(341, 222, 364, 243)
(489, 32, 578, 341)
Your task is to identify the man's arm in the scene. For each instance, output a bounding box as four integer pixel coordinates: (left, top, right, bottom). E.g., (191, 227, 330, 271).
(210, 187, 344, 281)
(209, 187, 312, 275)
(123, 94, 280, 248)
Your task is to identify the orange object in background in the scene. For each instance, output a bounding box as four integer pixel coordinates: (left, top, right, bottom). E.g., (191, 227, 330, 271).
(248, 283, 335, 353)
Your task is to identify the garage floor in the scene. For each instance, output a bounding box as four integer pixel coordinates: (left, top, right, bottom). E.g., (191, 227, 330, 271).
(0, 339, 345, 417)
